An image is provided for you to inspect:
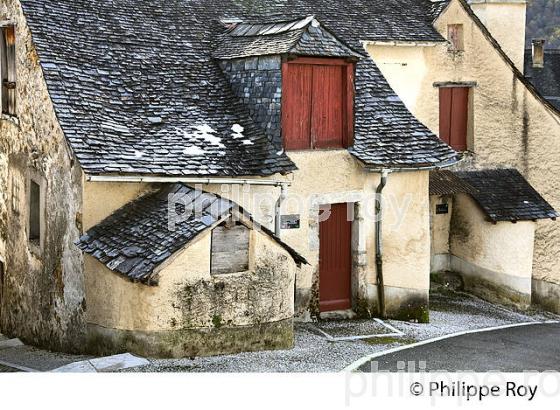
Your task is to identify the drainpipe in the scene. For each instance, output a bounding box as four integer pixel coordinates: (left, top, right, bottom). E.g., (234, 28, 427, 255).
(375, 170, 390, 319)
(275, 184, 288, 237)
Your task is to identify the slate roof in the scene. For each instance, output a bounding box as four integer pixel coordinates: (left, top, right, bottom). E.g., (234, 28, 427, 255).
(524, 49, 560, 110)
(21, 0, 458, 175)
(454, 169, 559, 223)
(429, 170, 478, 196)
(77, 184, 308, 285)
(214, 16, 362, 60)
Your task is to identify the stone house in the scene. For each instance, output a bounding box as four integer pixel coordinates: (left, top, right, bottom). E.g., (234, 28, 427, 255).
(0, 0, 556, 358)
(366, 0, 560, 313)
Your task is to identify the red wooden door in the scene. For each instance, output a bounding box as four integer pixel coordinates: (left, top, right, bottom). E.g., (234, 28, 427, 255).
(312, 65, 344, 149)
(439, 87, 469, 151)
(319, 203, 352, 312)
(282, 64, 313, 150)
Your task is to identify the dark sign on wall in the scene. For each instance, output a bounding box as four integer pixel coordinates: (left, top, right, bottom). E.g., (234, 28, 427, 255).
(436, 204, 449, 215)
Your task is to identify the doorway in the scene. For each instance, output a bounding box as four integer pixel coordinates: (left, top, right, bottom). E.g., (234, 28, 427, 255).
(319, 203, 353, 312)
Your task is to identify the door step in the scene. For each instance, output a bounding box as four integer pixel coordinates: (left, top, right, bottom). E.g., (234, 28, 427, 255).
(319, 309, 357, 321)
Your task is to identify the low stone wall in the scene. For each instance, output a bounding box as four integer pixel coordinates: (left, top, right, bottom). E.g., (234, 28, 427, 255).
(86, 319, 294, 359)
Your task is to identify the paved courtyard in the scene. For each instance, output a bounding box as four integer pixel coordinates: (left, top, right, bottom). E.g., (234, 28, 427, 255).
(1, 288, 558, 373)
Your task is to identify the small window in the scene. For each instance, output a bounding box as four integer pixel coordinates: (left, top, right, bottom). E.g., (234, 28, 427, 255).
(211, 220, 250, 275)
(0, 25, 16, 116)
(29, 180, 41, 244)
(11, 175, 21, 214)
(439, 87, 470, 151)
(448, 24, 464, 52)
(282, 57, 354, 150)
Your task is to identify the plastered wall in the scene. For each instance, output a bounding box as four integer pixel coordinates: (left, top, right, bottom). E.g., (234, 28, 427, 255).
(367, 0, 560, 297)
(450, 194, 535, 306)
(85, 224, 297, 333)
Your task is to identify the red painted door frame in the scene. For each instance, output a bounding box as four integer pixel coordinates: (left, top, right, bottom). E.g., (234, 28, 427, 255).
(319, 203, 353, 312)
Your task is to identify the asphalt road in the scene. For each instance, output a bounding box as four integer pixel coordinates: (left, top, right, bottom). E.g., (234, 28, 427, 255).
(359, 323, 560, 372)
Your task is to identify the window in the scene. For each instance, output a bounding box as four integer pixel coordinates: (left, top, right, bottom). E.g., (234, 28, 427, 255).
(11, 175, 21, 214)
(448, 24, 464, 52)
(282, 57, 354, 150)
(439, 87, 470, 151)
(210, 219, 250, 275)
(0, 25, 16, 116)
(29, 180, 41, 245)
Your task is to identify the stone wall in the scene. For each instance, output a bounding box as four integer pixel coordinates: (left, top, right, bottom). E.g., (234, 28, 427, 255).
(0, 0, 86, 352)
(219, 56, 283, 148)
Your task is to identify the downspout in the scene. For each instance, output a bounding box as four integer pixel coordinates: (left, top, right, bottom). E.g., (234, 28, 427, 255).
(375, 170, 390, 319)
(275, 184, 288, 237)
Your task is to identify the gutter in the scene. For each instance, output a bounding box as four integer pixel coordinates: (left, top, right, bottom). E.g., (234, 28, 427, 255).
(374, 170, 390, 319)
(86, 174, 290, 187)
(275, 184, 288, 237)
(361, 40, 441, 48)
(366, 160, 459, 318)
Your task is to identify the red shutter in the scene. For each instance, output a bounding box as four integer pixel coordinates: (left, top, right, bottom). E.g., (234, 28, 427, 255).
(439, 87, 452, 145)
(450, 87, 469, 151)
(282, 63, 313, 150)
(312, 65, 344, 148)
(439, 87, 469, 151)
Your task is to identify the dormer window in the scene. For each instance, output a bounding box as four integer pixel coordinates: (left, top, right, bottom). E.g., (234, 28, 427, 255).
(0, 25, 16, 116)
(282, 57, 354, 150)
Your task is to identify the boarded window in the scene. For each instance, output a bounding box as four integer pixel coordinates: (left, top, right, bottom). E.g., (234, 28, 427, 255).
(0, 25, 16, 116)
(29, 180, 41, 244)
(282, 58, 354, 150)
(439, 87, 469, 151)
(448, 24, 464, 51)
(210, 222, 250, 274)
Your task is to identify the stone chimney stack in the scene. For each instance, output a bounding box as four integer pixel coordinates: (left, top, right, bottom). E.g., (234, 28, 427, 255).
(468, 0, 527, 72)
(532, 39, 545, 68)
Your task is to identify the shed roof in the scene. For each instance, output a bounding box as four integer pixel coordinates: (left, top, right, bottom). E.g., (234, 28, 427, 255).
(77, 184, 307, 285)
(454, 169, 559, 223)
(20, 0, 458, 176)
(429, 170, 478, 196)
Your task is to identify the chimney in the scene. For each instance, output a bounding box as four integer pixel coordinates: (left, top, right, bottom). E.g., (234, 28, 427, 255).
(468, 0, 527, 72)
(532, 39, 545, 68)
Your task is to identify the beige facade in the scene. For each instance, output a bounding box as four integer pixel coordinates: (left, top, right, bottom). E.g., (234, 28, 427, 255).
(468, 0, 527, 72)
(367, 0, 560, 311)
(82, 151, 433, 323)
(84, 215, 298, 357)
(431, 194, 534, 308)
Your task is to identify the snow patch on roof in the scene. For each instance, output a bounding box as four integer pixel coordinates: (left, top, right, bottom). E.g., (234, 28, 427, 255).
(183, 145, 206, 156)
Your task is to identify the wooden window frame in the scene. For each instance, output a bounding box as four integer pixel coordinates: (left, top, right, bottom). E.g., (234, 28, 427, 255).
(210, 218, 251, 275)
(27, 170, 46, 255)
(447, 24, 465, 52)
(0, 24, 17, 117)
(281, 57, 355, 151)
